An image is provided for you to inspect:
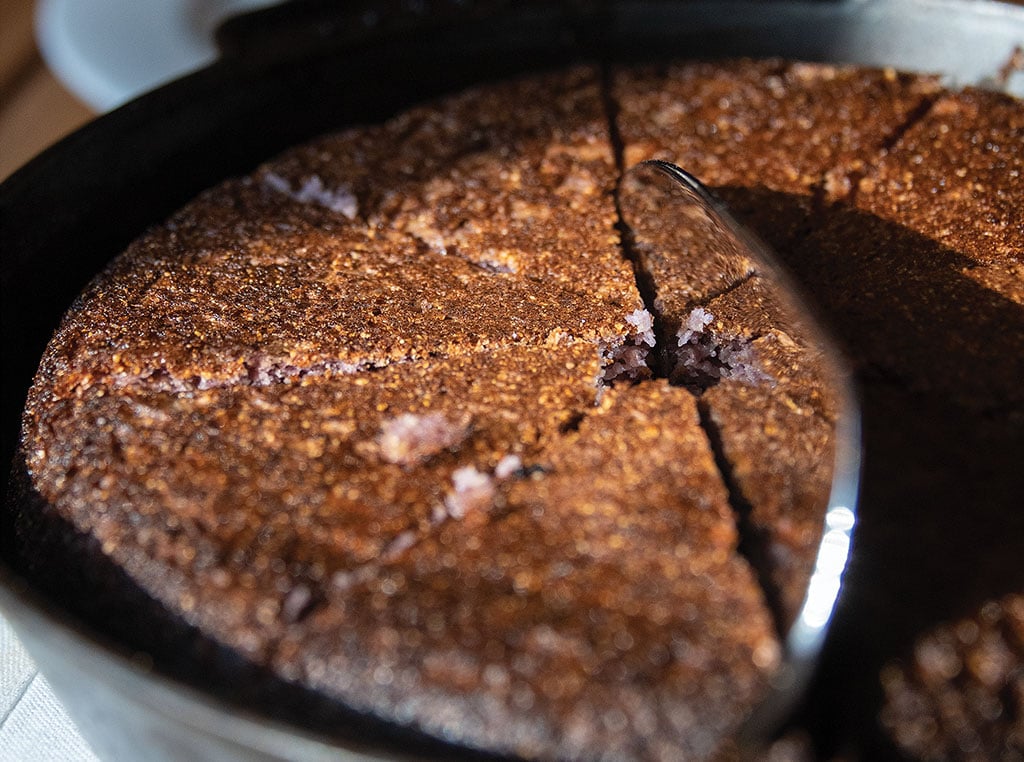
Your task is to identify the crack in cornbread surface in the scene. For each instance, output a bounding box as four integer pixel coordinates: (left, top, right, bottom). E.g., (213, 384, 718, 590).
(613, 60, 944, 257)
(685, 280, 837, 626)
(273, 384, 778, 760)
(794, 87, 1024, 411)
(36, 67, 644, 398)
(27, 345, 605, 658)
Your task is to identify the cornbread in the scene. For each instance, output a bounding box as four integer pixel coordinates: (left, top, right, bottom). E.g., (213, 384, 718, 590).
(14, 58, 1024, 759)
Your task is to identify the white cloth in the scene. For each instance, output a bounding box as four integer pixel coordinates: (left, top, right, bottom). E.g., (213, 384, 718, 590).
(0, 613, 98, 762)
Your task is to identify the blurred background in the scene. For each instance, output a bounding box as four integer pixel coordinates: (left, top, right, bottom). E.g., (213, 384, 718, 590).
(1, 0, 277, 180)
(0, 0, 93, 180)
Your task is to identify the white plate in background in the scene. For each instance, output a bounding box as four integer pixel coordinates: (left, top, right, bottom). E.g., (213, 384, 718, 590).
(36, 0, 281, 111)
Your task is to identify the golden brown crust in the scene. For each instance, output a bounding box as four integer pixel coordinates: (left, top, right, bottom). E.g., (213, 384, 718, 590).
(36, 66, 642, 399)
(614, 60, 944, 252)
(275, 384, 778, 760)
(792, 86, 1024, 411)
(24, 344, 605, 660)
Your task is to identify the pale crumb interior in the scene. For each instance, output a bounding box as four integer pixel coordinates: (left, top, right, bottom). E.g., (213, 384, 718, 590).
(669, 307, 772, 389)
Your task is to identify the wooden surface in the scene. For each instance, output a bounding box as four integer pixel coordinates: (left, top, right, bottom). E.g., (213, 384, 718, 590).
(1, 0, 96, 181)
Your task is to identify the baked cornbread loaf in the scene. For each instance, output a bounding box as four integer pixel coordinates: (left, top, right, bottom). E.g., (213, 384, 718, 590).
(14, 58, 1024, 759)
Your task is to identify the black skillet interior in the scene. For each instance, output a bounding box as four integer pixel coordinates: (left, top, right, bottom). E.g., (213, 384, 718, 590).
(3, 1, 1023, 758)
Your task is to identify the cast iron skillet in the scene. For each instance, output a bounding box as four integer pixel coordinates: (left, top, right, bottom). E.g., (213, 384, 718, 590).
(2, 1, 1022, 759)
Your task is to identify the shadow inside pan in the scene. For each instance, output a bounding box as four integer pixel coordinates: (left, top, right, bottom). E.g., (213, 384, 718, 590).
(713, 185, 1024, 756)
